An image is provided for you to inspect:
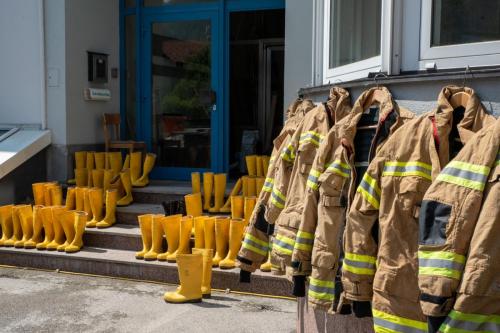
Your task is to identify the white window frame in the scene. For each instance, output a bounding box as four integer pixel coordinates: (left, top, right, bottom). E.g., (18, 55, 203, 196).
(322, 0, 394, 84)
(420, 0, 500, 69)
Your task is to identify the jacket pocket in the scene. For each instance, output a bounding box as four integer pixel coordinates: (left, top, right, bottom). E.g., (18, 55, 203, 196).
(396, 177, 430, 219)
(373, 266, 420, 302)
(311, 240, 336, 270)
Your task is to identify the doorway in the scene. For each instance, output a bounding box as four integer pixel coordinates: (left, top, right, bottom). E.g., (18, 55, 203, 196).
(228, 9, 285, 177)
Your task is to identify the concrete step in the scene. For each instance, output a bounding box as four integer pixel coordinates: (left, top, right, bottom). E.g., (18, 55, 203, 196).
(0, 246, 293, 297)
(116, 203, 164, 225)
(83, 224, 142, 251)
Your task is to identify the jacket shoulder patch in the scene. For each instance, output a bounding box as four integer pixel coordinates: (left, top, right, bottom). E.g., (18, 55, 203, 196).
(419, 200, 452, 245)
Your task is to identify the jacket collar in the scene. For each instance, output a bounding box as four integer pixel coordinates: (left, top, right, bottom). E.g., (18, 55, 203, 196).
(326, 86, 351, 124)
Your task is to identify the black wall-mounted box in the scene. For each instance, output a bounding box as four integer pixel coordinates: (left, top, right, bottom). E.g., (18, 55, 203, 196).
(88, 51, 108, 83)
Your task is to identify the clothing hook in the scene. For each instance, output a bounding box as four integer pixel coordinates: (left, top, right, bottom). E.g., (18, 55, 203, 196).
(462, 65, 470, 88)
(373, 72, 388, 88)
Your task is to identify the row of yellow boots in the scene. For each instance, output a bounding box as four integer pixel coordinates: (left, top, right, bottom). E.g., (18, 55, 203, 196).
(69, 151, 156, 189)
(0, 204, 86, 253)
(245, 155, 270, 177)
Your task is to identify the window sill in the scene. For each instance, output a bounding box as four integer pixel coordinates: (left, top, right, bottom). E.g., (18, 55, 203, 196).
(299, 66, 500, 97)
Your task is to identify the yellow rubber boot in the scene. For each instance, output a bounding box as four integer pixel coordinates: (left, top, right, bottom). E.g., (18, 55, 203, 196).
(212, 216, 230, 266)
(65, 211, 88, 253)
(255, 177, 265, 195)
(192, 248, 213, 298)
(6, 206, 25, 247)
(108, 152, 123, 177)
(129, 152, 142, 183)
(16, 205, 34, 248)
(68, 152, 87, 184)
(191, 172, 201, 194)
(133, 153, 156, 187)
(94, 152, 106, 169)
(24, 205, 44, 249)
(75, 187, 86, 211)
(244, 196, 257, 226)
(230, 196, 244, 219)
(46, 206, 67, 250)
(185, 193, 202, 217)
(96, 190, 117, 228)
(117, 169, 133, 206)
(167, 216, 193, 262)
(260, 252, 272, 272)
(75, 169, 88, 187)
(220, 178, 242, 213)
(144, 215, 164, 261)
(86, 152, 95, 187)
(245, 155, 257, 176)
(83, 188, 93, 221)
(103, 169, 114, 192)
(262, 156, 270, 174)
(203, 217, 216, 252)
(0, 205, 14, 246)
(202, 172, 214, 211)
(122, 154, 130, 170)
(92, 169, 104, 189)
(43, 183, 55, 206)
(209, 174, 226, 213)
(219, 218, 246, 269)
(32, 183, 46, 205)
(256, 156, 264, 177)
(158, 214, 182, 261)
(36, 207, 55, 250)
(57, 211, 76, 251)
(194, 216, 205, 249)
(65, 187, 76, 210)
(136, 214, 154, 259)
(51, 185, 63, 207)
(86, 188, 104, 228)
(242, 176, 249, 197)
(163, 253, 203, 303)
(247, 177, 257, 197)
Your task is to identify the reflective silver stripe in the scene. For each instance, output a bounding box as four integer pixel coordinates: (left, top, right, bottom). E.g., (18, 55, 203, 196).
(383, 165, 431, 176)
(443, 317, 500, 332)
(327, 162, 351, 175)
(373, 318, 426, 333)
(295, 237, 313, 245)
(309, 284, 335, 295)
(273, 239, 293, 251)
(271, 191, 285, 206)
(343, 258, 376, 270)
(308, 174, 319, 184)
(359, 178, 380, 202)
(243, 238, 269, 253)
(440, 167, 488, 184)
(418, 258, 464, 272)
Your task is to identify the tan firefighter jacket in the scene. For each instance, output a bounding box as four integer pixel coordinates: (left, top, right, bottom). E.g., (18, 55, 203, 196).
(236, 98, 315, 275)
(342, 86, 496, 332)
(291, 86, 415, 311)
(417, 118, 500, 333)
(265, 87, 352, 277)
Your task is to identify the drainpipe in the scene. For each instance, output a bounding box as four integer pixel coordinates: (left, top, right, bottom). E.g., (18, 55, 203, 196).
(38, 0, 47, 130)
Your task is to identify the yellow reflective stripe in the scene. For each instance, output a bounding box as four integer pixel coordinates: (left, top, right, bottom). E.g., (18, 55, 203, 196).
(308, 289, 334, 301)
(325, 160, 351, 178)
(272, 243, 292, 255)
(447, 161, 490, 175)
(281, 144, 296, 162)
(436, 174, 486, 191)
(362, 173, 381, 195)
(272, 234, 294, 255)
(262, 177, 274, 192)
(241, 242, 268, 256)
(308, 277, 335, 301)
(418, 251, 465, 263)
(307, 180, 319, 190)
(357, 186, 380, 209)
(297, 230, 314, 240)
(448, 309, 500, 324)
(345, 252, 376, 264)
(383, 161, 432, 181)
(357, 173, 381, 209)
(437, 160, 491, 191)
(294, 243, 312, 251)
(299, 131, 324, 147)
(307, 169, 322, 190)
(384, 161, 432, 170)
(372, 309, 428, 332)
(309, 169, 321, 178)
(343, 262, 375, 275)
(270, 188, 286, 209)
(418, 266, 462, 280)
(309, 277, 334, 287)
(275, 234, 294, 246)
(244, 233, 269, 248)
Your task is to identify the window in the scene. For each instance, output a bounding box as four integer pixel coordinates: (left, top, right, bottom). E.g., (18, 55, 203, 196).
(421, 0, 500, 69)
(323, 0, 385, 83)
(144, 0, 217, 6)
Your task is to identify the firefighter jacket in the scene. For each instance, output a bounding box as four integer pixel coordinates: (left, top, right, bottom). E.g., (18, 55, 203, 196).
(342, 86, 496, 332)
(291, 86, 415, 311)
(236, 98, 316, 276)
(417, 118, 500, 333)
(265, 87, 352, 277)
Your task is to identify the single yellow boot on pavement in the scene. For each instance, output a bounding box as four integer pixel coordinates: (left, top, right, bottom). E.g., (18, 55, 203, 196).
(65, 211, 88, 253)
(16, 205, 34, 248)
(136, 214, 153, 259)
(185, 193, 202, 217)
(157, 214, 182, 261)
(219, 178, 242, 213)
(203, 217, 216, 252)
(57, 211, 76, 251)
(212, 216, 230, 266)
(208, 174, 226, 213)
(133, 153, 156, 187)
(0, 205, 14, 246)
(117, 169, 133, 206)
(96, 190, 117, 228)
(202, 172, 214, 211)
(163, 253, 203, 304)
(86, 188, 104, 228)
(192, 248, 213, 298)
(167, 216, 193, 262)
(46, 206, 67, 250)
(219, 219, 245, 269)
(24, 205, 44, 249)
(191, 172, 201, 194)
(129, 152, 142, 184)
(144, 215, 164, 261)
(36, 207, 55, 250)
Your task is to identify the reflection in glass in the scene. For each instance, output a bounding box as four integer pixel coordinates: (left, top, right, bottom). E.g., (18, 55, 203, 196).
(151, 20, 212, 168)
(144, 0, 216, 6)
(125, 16, 136, 140)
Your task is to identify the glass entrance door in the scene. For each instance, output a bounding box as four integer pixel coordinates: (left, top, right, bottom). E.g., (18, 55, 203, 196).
(143, 12, 220, 179)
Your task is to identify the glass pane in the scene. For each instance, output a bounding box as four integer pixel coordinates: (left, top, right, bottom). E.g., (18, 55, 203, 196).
(144, 0, 216, 6)
(125, 16, 136, 140)
(329, 0, 381, 69)
(432, 0, 500, 47)
(125, 0, 136, 7)
(152, 20, 212, 168)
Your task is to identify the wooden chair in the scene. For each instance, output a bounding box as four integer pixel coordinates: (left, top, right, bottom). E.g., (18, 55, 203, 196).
(102, 113, 147, 154)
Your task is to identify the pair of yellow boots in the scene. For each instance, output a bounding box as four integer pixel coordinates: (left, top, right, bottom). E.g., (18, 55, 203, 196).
(245, 155, 270, 177)
(0, 204, 87, 253)
(191, 172, 227, 213)
(71, 187, 118, 228)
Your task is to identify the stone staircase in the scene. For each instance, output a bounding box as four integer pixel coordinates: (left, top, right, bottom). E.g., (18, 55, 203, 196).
(0, 181, 292, 297)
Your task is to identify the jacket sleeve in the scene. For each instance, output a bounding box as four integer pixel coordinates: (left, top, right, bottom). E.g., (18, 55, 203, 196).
(342, 155, 385, 301)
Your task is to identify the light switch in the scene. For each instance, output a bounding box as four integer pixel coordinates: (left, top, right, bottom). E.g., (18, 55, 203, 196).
(47, 68, 59, 87)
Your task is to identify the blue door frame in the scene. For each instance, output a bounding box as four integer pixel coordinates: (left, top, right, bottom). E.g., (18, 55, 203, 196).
(120, 0, 285, 180)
